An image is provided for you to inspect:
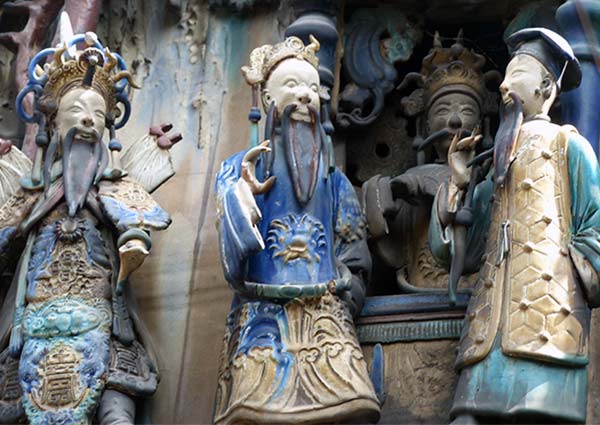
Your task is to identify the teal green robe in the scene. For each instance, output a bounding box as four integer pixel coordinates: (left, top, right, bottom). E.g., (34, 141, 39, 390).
(430, 132, 600, 422)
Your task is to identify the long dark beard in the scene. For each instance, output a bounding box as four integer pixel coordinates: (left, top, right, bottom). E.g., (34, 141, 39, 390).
(280, 104, 323, 206)
(494, 92, 523, 188)
(61, 127, 109, 217)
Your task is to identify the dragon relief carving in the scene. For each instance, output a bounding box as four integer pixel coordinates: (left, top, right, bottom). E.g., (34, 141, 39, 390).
(267, 214, 326, 264)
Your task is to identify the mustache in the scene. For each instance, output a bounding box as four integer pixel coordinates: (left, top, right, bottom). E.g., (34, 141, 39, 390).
(418, 128, 472, 152)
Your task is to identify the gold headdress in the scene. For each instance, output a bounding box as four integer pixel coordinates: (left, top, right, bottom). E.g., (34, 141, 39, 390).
(43, 42, 138, 114)
(422, 31, 487, 107)
(399, 31, 499, 117)
(17, 29, 138, 129)
(241, 35, 320, 86)
(16, 14, 140, 187)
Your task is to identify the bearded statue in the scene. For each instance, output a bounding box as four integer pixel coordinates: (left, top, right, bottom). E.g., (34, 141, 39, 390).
(430, 28, 599, 424)
(0, 14, 180, 425)
(362, 31, 499, 297)
(213, 36, 380, 424)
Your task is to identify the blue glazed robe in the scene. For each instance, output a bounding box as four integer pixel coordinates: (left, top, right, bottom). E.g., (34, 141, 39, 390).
(0, 177, 169, 424)
(430, 122, 600, 422)
(213, 138, 379, 424)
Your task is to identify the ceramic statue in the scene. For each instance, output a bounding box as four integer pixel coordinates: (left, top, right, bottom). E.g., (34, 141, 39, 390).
(429, 27, 599, 424)
(0, 13, 180, 425)
(213, 36, 380, 424)
(362, 31, 498, 296)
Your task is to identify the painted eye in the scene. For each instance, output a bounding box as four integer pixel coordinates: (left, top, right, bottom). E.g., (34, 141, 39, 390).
(95, 111, 105, 119)
(286, 80, 297, 88)
(69, 105, 83, 113)
(462, 108, 474, 116)
(437, 108, 449, 115)
(311, 84, 319, 92)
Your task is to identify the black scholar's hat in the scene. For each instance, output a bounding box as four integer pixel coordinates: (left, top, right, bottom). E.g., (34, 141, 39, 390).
(507, 27, 582, 92)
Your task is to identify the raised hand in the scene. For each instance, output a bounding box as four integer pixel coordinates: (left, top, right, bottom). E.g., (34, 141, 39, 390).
(448, 126, 482, 190)
(241, 140, 275, 195)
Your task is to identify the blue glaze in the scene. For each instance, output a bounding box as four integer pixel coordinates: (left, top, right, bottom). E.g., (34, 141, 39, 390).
(19, 298, 111, 425)
(27, 48, 56, 85)
(216, 142, 363, 286)
(99, 196, 171, 232)
(16, 83, 43, 123)
(361, 293, 470, 317)
(66, 35, 104, 55)
(557, 0, 600, 155)
(26, 224, 58, 300)
(452, 338, 587, 423)
(231, 302, 293, 400)
(370, 343, 385, 403)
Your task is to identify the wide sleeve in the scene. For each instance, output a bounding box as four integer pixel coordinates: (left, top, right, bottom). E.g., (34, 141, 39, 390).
(97, 177, 172, 233)
(567, 131, 600, 307)
(333, 170, 372, 317)
(214, 151, 264, 288)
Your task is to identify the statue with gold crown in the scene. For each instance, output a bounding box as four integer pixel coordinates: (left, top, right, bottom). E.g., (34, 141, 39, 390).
(213, 36, 380, 424)
(362, 31, 499, 296)
(429, 28, 600, 424)
(0, 13, 180, 425)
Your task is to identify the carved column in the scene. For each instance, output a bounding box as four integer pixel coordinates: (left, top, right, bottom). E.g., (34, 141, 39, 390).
(556, 0, 600, 155)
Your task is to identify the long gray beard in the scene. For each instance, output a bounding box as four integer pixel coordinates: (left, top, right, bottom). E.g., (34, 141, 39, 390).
(280, 104, 323, 206)
(48, 127, 108, 217)
(494, 92, 523, 188)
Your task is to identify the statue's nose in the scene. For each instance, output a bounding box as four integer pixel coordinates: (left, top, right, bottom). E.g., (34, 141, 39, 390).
(448, 113, 462, 129)
(297, 89, 311, 104)
(81, 116, 94, 127)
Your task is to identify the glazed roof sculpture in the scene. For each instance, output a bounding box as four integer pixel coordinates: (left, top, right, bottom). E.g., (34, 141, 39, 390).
(16, 21, 137, 129)
(399, 31, 499, 118)
(241, 35, 320, 86)
(507, 27, 581, 91)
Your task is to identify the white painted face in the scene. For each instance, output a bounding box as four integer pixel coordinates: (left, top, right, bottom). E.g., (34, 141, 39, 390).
(55, 87, 107, 142)
(499, 54, 557, 117)
(263, 58, 320, 122)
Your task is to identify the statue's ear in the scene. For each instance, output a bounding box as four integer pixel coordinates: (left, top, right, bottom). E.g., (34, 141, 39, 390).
(262, 88, 273, 107)
(541, 76, 554, 100)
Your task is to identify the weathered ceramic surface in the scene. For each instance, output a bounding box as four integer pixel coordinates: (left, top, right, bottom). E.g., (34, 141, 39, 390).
(96, 2, 296, 423)
(363, 341, 459, 424)
(3, 0, 600, 423)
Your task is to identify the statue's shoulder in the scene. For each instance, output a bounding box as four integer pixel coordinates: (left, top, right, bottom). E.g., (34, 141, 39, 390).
(0, 147, 40, 230)
(97, 177, 171, 232)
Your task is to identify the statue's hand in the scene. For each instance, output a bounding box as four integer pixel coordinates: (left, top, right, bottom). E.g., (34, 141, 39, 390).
(448, 126, 482, 190)
(231, 141, 275, 249)
(117, 238, 150, 285)
(149, 122, 183, 150)
(241, 140, 276, 195)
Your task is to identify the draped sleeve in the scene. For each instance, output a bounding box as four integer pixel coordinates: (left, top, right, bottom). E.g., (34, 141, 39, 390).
(214, 151, 264, 288)
(566, 130, 600, 307)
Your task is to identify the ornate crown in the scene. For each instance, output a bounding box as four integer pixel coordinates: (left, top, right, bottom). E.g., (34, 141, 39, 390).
(400, 31, 499, 117)
(421, 31, 487, 107)
(17, 31, 137, 129)
(241, 35, 320, 86)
